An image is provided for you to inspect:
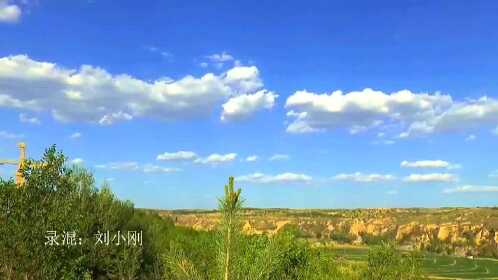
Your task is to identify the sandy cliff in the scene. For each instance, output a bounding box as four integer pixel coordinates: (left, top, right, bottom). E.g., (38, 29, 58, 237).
(156, 208, 498, 257)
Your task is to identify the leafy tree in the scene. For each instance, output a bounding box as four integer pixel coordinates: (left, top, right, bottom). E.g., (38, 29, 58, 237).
(0, 146, 148, 279)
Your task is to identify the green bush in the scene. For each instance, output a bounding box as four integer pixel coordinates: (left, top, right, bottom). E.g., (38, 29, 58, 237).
(330, 230, 356, 244)
(363, 242, 426, 280)
(361, 232, 395, 246)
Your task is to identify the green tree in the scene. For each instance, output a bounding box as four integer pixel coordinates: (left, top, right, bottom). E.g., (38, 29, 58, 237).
(0, 146, 148, 279)
(363, 242, 425, 280)
(218, 176, 243, 280)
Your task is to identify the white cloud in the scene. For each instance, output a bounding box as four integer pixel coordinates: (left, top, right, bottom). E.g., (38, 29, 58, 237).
(245, 155, 258, 162)
(403, 173, 457, 183)
(69, 132, 82, 139)
(493, 126, 498, 135)
(156, 151, 238, 165)
(96, 161, 179, 173)
(19, 113, 40, 124)
(401, 160, 461, 170)
(224, 66, 263, 94)
(443, 185, 498, 193)
(157, 151, 198, 161)
(465, 134, 476, 141)
(199, 52, 236, 69)
(237, 172, 312, 184)
(0, 55, 272, 124)
(70, 158, 84, 165)
(206, 51, 234, 63)
(401, 160, 450, 169)
(221, 90, 277, 121)
(375, 140, 396, 145)
(0, 130, 23, 139)
(386, 190, 398, 195)
(285, 88, 498, 137)
(95, 161, 140, 171)
(0, 1, 21, 23)
(333, 172, 395, 183)
(269, 154, 289, 161)
(489, 170, 498, 178)
(98, 111, 133, 125)
(143, 164, 181, 173)
(194, 153, 237, 165)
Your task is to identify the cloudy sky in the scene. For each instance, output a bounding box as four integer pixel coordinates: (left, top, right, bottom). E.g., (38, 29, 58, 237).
(1, 0, 498, 209)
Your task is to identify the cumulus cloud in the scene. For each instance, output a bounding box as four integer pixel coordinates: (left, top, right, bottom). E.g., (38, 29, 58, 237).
(221, 90, 277, 121)
(194, 153, 237, 165)
(69, 132, 82, 139)
(237, 172, 312, 184)
(0, 0, 21, 23)
(245, 155, 258, 162)
(70, 158, 84, 165)
(285, 88, 498, 137)
(19, 113, 40, 124)
(0, 130, 23, 139)
(400, 160, 460, 169)
(0, 55, 273, 124)
(224, 66, 263, 94)
(156, 151, 198, 161)
(403, 173, 457, 183)
(333, 172, 395, 183)
(443, 185, 498, 193)
(269, 154, 289, 161)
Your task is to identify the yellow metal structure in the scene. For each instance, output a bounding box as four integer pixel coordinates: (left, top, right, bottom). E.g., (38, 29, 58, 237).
(0, 142, 28, 186)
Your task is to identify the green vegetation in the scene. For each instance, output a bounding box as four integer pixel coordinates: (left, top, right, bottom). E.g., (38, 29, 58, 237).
(330, 230, 356, 244)
(360, 232, 396, 246)
(0, 145, 493, 279)
(330, 247, 498, 279)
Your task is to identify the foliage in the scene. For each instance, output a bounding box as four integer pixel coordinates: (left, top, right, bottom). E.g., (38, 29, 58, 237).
(363, 242, 426, 280)
(330, 230, 356, 244)
(361, 232, 396, 246)
(218, 176, 243, 280)
(0, 146, 161, 279)
(0, 146, 432, 279)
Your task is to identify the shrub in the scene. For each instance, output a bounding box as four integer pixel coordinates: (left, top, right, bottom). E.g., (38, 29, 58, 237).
(330, 230, 356, 244)
(363, 242, 426, 280)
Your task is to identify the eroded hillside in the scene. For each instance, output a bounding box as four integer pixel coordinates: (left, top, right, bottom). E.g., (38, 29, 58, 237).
(151, 208, 498, 257)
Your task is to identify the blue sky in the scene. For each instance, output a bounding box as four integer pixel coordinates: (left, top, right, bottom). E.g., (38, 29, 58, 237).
(1, 0, 498, 209)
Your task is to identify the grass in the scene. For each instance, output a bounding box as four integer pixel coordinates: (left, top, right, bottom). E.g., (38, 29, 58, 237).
(329, 246, 498, 280)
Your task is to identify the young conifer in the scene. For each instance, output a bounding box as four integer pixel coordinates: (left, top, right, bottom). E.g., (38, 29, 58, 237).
(218, 176, 243, 280)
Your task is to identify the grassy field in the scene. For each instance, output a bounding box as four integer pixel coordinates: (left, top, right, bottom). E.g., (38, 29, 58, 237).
(330, 246, 498, 280)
